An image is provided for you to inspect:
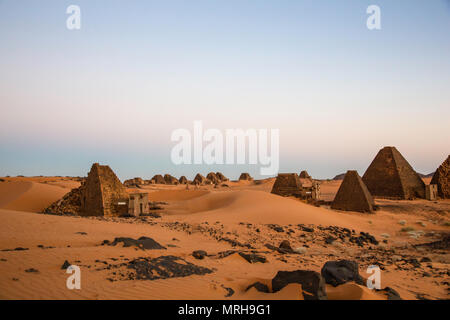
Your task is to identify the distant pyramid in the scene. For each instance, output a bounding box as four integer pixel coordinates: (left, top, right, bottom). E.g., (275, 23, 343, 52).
(151, 174, 165, 184)
(331, 170, 375, 213)
(362, 146, 425, 199)
(271, 173, 304, 197)
(239, 173, 253, 181)
(80, 163, 128, 216)
(164, 174, 179, 185)
(430, 155, 450, 198)
(299, 170, 311, 179)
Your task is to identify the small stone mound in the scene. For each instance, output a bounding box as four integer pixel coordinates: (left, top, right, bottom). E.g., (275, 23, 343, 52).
(164, 174, 179, 185)
(126, 255, 213, 280)
(321, 260, 364, 287)
(239, 173, 253, 181)
(178, 176, 188, 184)
(152, 175, 166, 184)
(108, 237, 166, 250)
(43, 187, 82, 215)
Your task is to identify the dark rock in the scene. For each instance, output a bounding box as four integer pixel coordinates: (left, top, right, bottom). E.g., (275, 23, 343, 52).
(321, 260, 364, 287)
(61, 260, 71, 269)
(25, 268, 39, 273)
(192, 250, 207, 260)
(222, 285, 235, 297)
(126, 255, 213, 280)
(238, 252, 267, 264)
(272, 270, 327, 300)
(377, 287, 402, 300)
(246, 282, 270, 293)
(325, 236, 337, 245)
(420, 257, 431, 263)
(109, 237, 166, 250)
(279, 240, 292, 251)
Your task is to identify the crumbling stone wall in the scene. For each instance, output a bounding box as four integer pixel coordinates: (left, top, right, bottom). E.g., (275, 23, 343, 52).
(431, 155, 450, 198)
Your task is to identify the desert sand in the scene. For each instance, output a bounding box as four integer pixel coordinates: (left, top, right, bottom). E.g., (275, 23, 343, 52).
(0, 176, 449, 300)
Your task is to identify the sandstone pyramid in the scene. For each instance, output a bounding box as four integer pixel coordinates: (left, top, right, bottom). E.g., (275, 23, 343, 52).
(239, 173, 253, 181)
(179, 176, 188, 184)
(151, 174, 165, 184)
(362, 146, 425, 199)
(299, 170, 311, 179)
(271, 173, 304, 197)
(206, 172, 220, 184)
(80, 163, 129, 216)
(430, 155, 450, 198)
(331, 170, 375, 213)
(216, 172, 229, 182)
(123, 177, 144, 187)
(193, 173, 207, 185)
(164, 174, 179, 185)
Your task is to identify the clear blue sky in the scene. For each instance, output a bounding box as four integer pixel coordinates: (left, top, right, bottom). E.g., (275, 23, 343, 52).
(0, 0, 449, 180)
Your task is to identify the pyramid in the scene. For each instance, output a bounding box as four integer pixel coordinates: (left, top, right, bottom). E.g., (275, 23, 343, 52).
(216, 172, 229, 182)
(206, 172, 220, 184)
(271, 173, 304, 197)
(164, 174, 179, 185)
(331, 170, 375, 213)
(193, 173, 207, 185)
(430, 155, 450, 198)
(80, 163, 129, 216)
(362, 146, 425, 199)
(299, 170, 311, 179)
(179, 176, 188, 184)
(239, 173, 253, 181)
(151, 174, 166, 184)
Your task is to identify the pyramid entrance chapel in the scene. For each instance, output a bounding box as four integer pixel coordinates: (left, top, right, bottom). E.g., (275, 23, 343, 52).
(362, 146, 425, 200)
(331, 170, 375, 213)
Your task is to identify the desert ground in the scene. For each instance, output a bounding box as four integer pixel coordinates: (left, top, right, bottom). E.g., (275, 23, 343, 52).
(0, 176, 449, 300)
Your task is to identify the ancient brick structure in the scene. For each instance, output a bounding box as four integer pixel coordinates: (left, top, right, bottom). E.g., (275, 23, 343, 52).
(152, 174, 166, 184)
(271, 173, 304, 197)
(362, 146, 425, 199)
(206, 172, 220, 185)
(299, 170, 312, 179)
(128, 192, 149, 216)
(430, 155, 450, 198)
(216, 172, 229, 182)
(331, 170, 375, 213)
(193, 173, 208, 185)
(80, 163, 129, 216)
(179, 176, 188, 184)
(239, 173, 253, 181)
(164, 174, 179, 185)
(425, 184, 438, 201)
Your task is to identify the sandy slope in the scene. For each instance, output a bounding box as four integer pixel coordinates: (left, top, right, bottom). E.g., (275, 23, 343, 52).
(0, 177, 448, 300)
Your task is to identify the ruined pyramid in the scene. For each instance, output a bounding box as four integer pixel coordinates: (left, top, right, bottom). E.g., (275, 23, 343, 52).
(430, 155, 450, 199)
(80, 163, 129, 216)
(362, 146, 425, 199)
(271, 173, 304, 198)
(331, 170, 375, 213)
(299, 170, 311, 179)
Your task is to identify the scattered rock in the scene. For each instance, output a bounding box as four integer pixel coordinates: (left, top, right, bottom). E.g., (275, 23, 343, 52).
(238, 252, 267, 264)
(109, 237, 166, 250)
(61, 260, 71, 269)
(272, 270, 327, 300)
(246, 282, 270, 293)
(321, 260, 364, 287)
(25, 268, 39, 273)
(125, 255, 213, 280)
(192, 250, 207, 260)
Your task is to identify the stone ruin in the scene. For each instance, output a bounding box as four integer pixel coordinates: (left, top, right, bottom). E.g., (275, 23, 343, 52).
(123, 177, 144, 187)
(44, 163, 149, 217)
(206, 172, 220, 185)
(80, 163, 129, 216)
(164, 174, 179, 185)
(331, 170, 375, 213)
(299, 170, 312, 179)
(239, 173, 253, 181)
(430, 155, 449, 199)
(178, 176, 188, 184)
(152, 174, 166, 184)
(216, 172, 229, 182)
(362, 146, 425, 199)
(271, 173, 304, 198)
(193, 173, 208, 185)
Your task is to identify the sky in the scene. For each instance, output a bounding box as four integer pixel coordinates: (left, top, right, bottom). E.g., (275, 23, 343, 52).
(0, 0, 449, 180)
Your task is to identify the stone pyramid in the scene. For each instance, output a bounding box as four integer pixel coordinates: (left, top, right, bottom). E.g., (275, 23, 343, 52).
(152, 174, 165, 184)
(271, 173, 304, 197)
(299, 170, 311, 179)
(80, 163, 128, 216)
(362, 146, 425, 199)
(331, 170, 375, 213)
(430, 155, 450, 198)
